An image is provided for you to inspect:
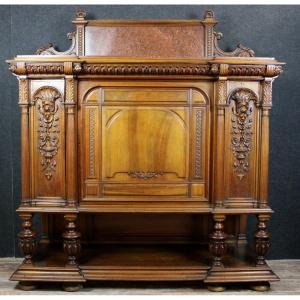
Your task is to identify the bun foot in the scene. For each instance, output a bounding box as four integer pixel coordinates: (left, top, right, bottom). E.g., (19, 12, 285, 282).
(17, 281, 38, 291)
(207, 284, 226, 292)
(62, 283, 83, 292)
(250, 282, 270, 292)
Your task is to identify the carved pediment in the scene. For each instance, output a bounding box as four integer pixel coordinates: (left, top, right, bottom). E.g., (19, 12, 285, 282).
(34, 9, 255, 58)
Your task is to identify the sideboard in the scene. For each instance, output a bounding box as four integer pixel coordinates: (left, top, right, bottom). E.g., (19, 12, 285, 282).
(7, 9, 284, 292)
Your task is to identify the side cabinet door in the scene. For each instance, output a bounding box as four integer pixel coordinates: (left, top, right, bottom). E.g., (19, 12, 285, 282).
(222, 82, 262, 208)
(29, 80, 66, 205)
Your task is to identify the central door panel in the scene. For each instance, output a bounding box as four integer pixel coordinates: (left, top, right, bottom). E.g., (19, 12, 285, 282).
(79, 82, 209, 201)
(102, 107, 188, 182)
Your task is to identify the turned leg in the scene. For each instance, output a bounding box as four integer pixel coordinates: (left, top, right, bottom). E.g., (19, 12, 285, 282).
(18, 213, 36, 265)
(254, 214, 270, 266)
(62, 213, 81, 266)
(209, 214, 227, 267)
(207, 215, 227, 292)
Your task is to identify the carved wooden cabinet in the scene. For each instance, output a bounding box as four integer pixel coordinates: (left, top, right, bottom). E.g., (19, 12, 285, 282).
(7, 10, 284, 292)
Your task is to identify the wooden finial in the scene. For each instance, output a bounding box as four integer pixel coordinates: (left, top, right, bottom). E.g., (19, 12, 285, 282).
(76, 8, 86, 20)
(204, 9, 214, 19)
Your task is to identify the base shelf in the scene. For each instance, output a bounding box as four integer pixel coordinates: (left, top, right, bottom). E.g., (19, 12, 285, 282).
(10, 243, 279, 283)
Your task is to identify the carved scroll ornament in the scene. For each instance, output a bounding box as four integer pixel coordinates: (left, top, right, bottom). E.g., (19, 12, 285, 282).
(230, 88, 258, 180)
(36, 32, 76, 55)
(214, 31, 255, 57)
(34, 87, 62, 180)
(128, 171, 164, 180)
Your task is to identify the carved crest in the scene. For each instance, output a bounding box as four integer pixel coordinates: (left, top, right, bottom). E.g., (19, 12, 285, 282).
(230, 88, 257, 180)
(34, 87, 62, 180)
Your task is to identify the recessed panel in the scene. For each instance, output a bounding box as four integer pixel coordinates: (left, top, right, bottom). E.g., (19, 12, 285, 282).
(102, 107, 189, 182)
(85, 23, 205, 57)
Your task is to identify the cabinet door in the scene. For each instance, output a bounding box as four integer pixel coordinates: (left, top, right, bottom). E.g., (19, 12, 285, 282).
(79, 82, 209, 200)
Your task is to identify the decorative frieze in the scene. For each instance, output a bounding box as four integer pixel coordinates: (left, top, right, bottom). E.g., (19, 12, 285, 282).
(8, 62, 283, 77)
(26, 63, 64, 74)
(80, 63, 211, 76)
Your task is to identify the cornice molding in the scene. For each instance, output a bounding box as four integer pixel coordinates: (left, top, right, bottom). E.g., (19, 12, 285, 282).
(8, 61, 283, 77)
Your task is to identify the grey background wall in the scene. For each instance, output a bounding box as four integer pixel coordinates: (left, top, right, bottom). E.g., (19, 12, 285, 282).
(0, 5, 299, 259)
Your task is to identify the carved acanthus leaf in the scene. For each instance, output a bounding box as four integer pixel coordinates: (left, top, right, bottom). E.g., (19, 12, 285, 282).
(228, 65, 265, 76)
(26, 63, 64, 74)
(214, 31, 255, 57)
(34, 87, 62, 180)
(217, 80, 227, 105)
(230, 88, 257, 180)
(19, 78, 28, 105)
(262, 80, 273, 107)
(36, 32, 76, 56)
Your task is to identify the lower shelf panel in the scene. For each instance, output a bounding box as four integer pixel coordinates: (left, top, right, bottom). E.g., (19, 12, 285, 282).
(10, 244, 279, 283)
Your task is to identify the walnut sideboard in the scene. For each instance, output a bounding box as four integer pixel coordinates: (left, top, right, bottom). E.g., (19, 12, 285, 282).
(7, 9, 284, 292)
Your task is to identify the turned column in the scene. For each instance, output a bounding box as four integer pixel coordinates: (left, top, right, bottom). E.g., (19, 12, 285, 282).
(209, 214, 227, 267)
(18, 76, 31, 206)
(259, 78, 273, 208)
(254, 214, 271, 266)
(18, 213, 36, 264)
(214, 75, 228, 207)
(62, 213, 81, 266)
(64, 68, 78, 207)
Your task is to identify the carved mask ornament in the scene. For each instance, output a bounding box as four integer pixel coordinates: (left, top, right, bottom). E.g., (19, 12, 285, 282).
(230, 88, 257, 180)
(34, 87, 62, 180)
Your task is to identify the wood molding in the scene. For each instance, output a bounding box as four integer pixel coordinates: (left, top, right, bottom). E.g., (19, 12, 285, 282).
(8, 61, 283, 77)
